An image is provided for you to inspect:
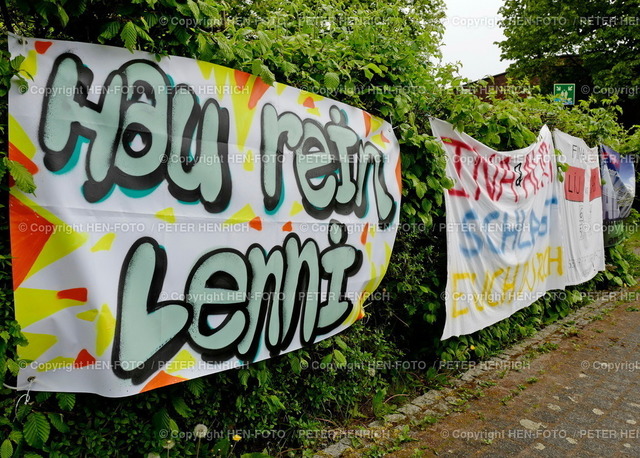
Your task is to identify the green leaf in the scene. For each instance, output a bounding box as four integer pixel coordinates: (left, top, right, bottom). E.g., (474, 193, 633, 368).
(334, 336, 348, 351)
(324, 72, 340, 90)
(372, 388, 386, 416)
(281, 61, 297, 76)
(196, 34, 212, 60)
(198, 1, 219, 18)
(1, 440, 13, 458)
(255, 366, 269, 385)
(56, 392, 75, 411)
(151, 408, 172, 433)
(238, 368, 250, 388)
(23, 412, 50, 448)
(288, 355, 301, 375)
(4, 159, 36, 194)
(171, 396, 193, 418)
(56, 5, 69, 27)
(364, 62, 384, 77)
(332, 349, 347, 366)
(267, 394, 285, 410)
(143, 13, 158, 28)
(259, 64, 275, 86)
(133, 24, 153, 44)
(33, 2, 51, 22)
(47, 413, 69, 433)
(214, 36, 234, 61)
(186, 377, 205, 396)
(120, 22, 138, 51)
(8, 431, 22, 443)
(10, 56, 25, 71)
(186, 0, 201, 20)
(35, 392, 51, 403)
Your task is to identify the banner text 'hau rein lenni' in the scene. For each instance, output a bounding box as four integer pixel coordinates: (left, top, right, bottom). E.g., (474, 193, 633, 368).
(40, 54, 397, 223)
(9, 36, 400, 396)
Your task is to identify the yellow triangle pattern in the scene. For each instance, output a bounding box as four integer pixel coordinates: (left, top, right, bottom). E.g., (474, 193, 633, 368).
(212, 64, 233, 100)
(365, 242, 372, 259)
(9, 114, 36, 158)
(91, 233, 116, 252)
(275, 82, 287, 95)
(297, 91, 323, 116)
(76, 309, 99, 321)
(96, 304, 116, 357)
(345, 263, 379, 326)
(290, 201, 304, 216)
(155, 207, 176, 223)
(11, 190, 88, 283)
(224, 204, 256, 226)
(197, 60, 214, 80)
(17, 332, 57, 361)
(369, 115, 384, 133)
(378, 242, 394, 279)
(243, 149, 255, 171)
(166, 349, 196, 373)
(371, 132, 387, 148)
(15, 288, 87, 329)
(19, 50, 37, 79)
(231, 73, 260, 151)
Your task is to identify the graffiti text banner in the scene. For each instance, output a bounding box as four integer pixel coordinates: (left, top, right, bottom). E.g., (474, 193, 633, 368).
(431, 118, 603, 339)
(8, 35, 401, 397)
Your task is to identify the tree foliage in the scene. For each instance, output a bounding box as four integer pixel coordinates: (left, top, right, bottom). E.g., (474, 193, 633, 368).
(499, 0, 640, 88)
(498, 0, 640, 125)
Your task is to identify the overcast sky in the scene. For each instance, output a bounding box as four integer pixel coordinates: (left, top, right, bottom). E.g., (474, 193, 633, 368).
(441, 0, 513, 81)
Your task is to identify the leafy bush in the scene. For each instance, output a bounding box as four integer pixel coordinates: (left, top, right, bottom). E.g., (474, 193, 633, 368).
(0, 1, 638, 456)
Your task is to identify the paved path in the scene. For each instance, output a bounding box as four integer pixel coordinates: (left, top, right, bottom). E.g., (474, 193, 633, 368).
(318, 289, 640, 457)
(388, 293, 640, 457)
(388, 294, 640, 457)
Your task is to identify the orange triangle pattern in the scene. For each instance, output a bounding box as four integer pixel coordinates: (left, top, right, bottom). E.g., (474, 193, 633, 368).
(303, 97, 315, 108)
(57, 288, 87, 302)
(360, 223, 369, 245)
(74, 349, 96, 368)
(395, 156, 402, 193)
(249, 216, 263, 231)
(35, 41, 52, 54)
(141, 370, 187, 393)
(9, 195, 54, 289)
(363, 112, 372, 136)
(9, 143, 38, 175)
(248, 77, 271, 109)
(234, 70, 251, 89)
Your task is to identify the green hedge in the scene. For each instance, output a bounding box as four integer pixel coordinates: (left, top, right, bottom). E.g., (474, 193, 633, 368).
(1, 1, 638, 456)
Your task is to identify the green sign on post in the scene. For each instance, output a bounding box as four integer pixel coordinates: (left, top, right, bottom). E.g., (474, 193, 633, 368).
(554, 83, 576, 105)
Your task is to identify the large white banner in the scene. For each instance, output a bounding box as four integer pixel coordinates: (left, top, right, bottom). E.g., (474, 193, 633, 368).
(431, 119, 604, 339)
(553, 130, 605, 285)
(8, 35, 401, 397)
